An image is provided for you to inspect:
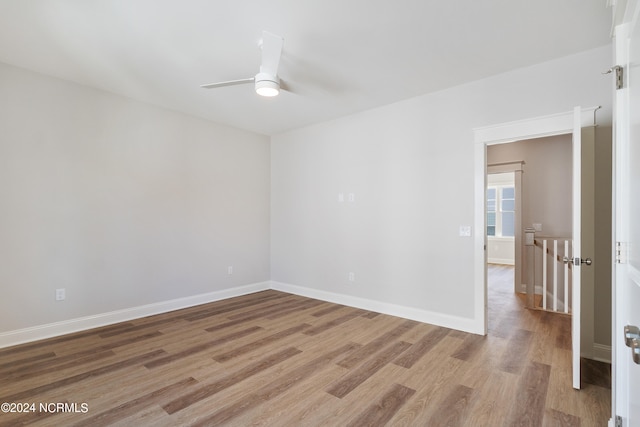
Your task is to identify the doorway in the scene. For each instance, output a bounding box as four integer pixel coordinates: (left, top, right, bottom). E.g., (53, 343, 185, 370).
(473, 107, 600, 389)
(485, 171, 517, 314)
(487, 136, 572, 304)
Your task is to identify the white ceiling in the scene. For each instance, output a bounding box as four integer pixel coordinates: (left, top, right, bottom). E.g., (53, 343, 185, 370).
(0, 1, 612, 136)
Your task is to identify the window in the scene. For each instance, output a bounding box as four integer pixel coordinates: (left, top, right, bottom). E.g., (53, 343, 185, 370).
(487, 185, 515, 237)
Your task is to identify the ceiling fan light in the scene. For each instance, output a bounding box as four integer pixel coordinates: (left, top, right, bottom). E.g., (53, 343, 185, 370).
(255, 79, 280, 97)
(255, 73, 280, 97)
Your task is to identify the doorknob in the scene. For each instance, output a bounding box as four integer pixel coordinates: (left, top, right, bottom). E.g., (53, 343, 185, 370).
(625, 325, 640, 347)
(625, 326, 640, 365)
(632, 339, 640, 365)
(562, 257, 592, 266)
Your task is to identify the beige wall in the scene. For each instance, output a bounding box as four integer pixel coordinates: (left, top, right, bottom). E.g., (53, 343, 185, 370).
(594, 126, 613, 351)
(488, 134, 573, 239)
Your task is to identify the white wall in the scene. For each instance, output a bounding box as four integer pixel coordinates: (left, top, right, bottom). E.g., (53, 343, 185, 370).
(271, 46, 612, 331)
(487, 238, 515, 265)
(0, 62, 271, 337)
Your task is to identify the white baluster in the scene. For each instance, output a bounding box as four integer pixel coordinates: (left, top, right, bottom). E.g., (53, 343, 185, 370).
(542, 239, 547, 310)
(564, 240, 569, 314)
(553, 240, 558, 312)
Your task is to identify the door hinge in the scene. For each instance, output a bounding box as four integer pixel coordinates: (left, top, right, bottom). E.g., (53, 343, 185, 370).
(616, 241, 628, 264)
(603, 65, 624, 90)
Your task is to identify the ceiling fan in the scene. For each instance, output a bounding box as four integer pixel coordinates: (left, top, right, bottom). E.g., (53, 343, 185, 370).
(201, 31, 286, 97)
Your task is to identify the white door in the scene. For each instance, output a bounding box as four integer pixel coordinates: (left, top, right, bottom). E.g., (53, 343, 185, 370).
(571, 106, 582, 390)
(613, 1, 640, 424)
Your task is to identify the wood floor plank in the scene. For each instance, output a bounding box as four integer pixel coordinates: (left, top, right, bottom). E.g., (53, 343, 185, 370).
(303, 309, 367, 336)
(425, 384, 475, 426)
(0, 323, 134, 358)
(200, 298, 314, 333)
(225, 296, 319, 321)
(504, 361, 552, 426)
(544, 408, 582, 426)
(182, 291, 291, 322)
(546, 347, 582, 418)
(452, 334, 509, 391)
(311, 304, 346, 317)
(1, 349, 117, 382)
(361, 311, 381, 319)
(554, 315, 572, 350)
(327, 341, 412, 399)
(451, 333, 487, 361)
(338, 319, 418, 369)
(143, 326, 262, 369)
(3, 331, 163, 380)
(529, 311, 558, 365)
(1, 350, 166, 402)
(581, 357, 611, 388)
(163, 346, 302, 414)
(265, 298, 326, 319)
(387, 337, 467, 425)
(241, 363, 349, 426)
(72, 377, 199, 427)
(347, 383, 416, 427)
(189, 342, 358, 426)
(212, 323, 309, 363)
(499, 328, 534, 374)
(393, 326, 449, 368)
(464, 369, 518, 426)
(0, 351, 56, 372)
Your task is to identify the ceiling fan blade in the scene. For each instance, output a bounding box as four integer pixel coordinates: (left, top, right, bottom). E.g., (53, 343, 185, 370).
(260, 31, 283, 76)
(279, 79, 294, 93)
(200, 77, 254, 89)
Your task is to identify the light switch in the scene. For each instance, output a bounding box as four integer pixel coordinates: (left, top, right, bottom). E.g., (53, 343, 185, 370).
(459, 226, 472, 237)
(533, 223, 542, 232)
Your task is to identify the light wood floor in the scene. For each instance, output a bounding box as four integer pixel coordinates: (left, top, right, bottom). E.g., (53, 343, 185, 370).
(0, 265, 610, 426)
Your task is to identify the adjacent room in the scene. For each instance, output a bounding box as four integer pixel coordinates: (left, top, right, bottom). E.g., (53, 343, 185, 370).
(0, 1, 633, 425)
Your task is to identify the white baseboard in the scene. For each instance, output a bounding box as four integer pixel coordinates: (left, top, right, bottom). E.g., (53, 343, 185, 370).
(591, 343, 612, 364)
(519, 283, 546, 295)
(487, 258, 514, 265)
(270, 281, 482, 335)
(0, 281, 270, 349)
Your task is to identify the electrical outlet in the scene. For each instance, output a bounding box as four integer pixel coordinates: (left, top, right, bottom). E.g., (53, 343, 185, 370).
(227, 266, 233, 275)
(348, 272, 355, 282)
(55, 288, 66, 301)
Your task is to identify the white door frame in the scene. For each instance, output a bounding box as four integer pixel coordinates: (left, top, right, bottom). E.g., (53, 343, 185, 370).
(473, 108, 599, 333)
(473, 108, 599, 367)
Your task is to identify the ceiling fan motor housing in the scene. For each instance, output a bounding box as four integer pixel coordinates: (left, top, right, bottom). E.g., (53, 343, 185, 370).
(255, 72, 280, 96)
